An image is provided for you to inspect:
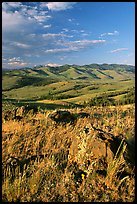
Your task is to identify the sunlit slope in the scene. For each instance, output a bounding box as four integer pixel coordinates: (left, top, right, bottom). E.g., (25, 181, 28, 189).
(2, 64, 135, 104)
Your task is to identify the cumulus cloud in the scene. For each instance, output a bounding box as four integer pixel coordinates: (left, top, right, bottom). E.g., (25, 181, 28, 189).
(2, 2, 52, 32)
(110, 48, 128, 53)
(2, 2, 109, 69)
(41, 2, 76, 11)
(2, 2, 52, 67)
(2, 10, 27, 31)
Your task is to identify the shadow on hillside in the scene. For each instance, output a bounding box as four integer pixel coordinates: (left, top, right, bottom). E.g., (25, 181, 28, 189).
(2, 98, 83, 110)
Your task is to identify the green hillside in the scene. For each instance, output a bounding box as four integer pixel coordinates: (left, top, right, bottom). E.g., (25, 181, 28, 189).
(2, 64, 135, 108)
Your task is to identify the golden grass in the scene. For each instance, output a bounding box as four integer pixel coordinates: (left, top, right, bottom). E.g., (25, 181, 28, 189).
(2, 104, 135, 202)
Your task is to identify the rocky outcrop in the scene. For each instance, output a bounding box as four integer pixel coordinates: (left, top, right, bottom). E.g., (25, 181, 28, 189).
(91, 124, 135, 168)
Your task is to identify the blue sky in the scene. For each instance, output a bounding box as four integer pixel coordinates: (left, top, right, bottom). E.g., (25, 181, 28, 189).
(2, 2, 135, 69)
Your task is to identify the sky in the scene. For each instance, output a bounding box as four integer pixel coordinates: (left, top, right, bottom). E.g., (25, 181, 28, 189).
(2, 2, 135, 69)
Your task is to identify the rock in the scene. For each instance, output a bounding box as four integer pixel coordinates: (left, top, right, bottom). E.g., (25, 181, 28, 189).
(49, 110, 76, 124)
(123, 137, 135, 168)
(91, 124, 135, 168)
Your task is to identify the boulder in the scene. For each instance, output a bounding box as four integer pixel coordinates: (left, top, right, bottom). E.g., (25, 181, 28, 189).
(49, 110, 76, 124)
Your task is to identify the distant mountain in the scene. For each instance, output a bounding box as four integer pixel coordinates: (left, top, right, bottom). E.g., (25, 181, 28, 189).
(83, 64, 135, 73)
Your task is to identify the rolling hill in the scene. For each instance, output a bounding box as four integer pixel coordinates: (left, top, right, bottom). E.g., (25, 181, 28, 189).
(2, 64, 135, 108)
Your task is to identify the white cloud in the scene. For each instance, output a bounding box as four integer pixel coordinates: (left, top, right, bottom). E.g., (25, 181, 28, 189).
(62, 28, 69, 32)
(43, 24, 51, 28)
(12, 42, 31, 48)
(45, 39, 106, 53)
(6, 2, 22, 8)
(68, 18, 73, 22)
(100, 30, 119, 37)
(7, 57, 28, 67)
(110, 48, 128, 53)
(29, 33, 36, 37)
(2, 57, 7, 61)
(42, 2, 76, 11)
(2, 3, 52, 32)
(2, 3, 52, 67)
(81, 33, 89, 36)
(8, 61, 27, 66)
(42, 33, 70, 38)
(108, 31, 119, 35)
(26, 8, 38, 16)
(40, 11, 49, 15)
(9, 57, 21, 62)
(45, 47, 78, 53)
(34, 15, 51, 22)
(2, 10, 27, 31)
(63, 39, 106, 48)
(71, 29, 79, 33)
(2, 2, 22, 11)
(46, 63, 62, 67)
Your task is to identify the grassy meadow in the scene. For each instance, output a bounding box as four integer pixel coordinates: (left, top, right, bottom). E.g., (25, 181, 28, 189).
(2, 64, 135, 202)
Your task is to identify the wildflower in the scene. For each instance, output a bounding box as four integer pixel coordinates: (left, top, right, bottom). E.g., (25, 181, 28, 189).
(81, 173, 85, 180)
